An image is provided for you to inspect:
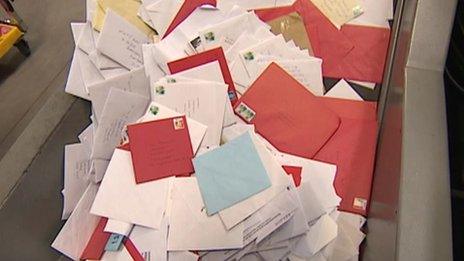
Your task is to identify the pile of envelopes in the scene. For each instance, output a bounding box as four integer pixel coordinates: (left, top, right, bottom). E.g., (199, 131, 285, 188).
(54, 0, 392, 260)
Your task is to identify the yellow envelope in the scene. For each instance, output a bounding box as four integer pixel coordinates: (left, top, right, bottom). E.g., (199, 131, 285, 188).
(93, 0, 155, 37)
(266, 12, 313, 55)
(310, 0, 363, 29)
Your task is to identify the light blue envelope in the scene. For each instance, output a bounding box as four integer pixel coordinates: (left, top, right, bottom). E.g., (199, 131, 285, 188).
(193, 132, 271, 215)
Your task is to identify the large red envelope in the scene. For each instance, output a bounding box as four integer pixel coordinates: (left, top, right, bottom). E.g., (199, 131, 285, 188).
(163, 0, 217, 38)
(234, 62, 340, 159)
(127, 116, 194, 184)
(255, 0, 390, 83)
(167, 47, 239, 106)
(314, 97, 378, 216)
(80, 217, 111, 260)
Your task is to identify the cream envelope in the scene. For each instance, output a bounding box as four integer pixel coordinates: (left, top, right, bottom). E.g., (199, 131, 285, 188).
(88, 67, 150, 123)
(97, 10, 152, 70)
(168, 177, 244, 251)
(89, 158, 110, 183)
(152, 81, 226, 148)
(62, 143, 91, 220)
(138, 102, 208, 154)
(219, 132, 293, 230)
(310, 0, 364, 29)
(348, 0, 391, 28)
(325, 79, 364, 101)
(52, 184, 100, 261)
(91, 149, 172, 229)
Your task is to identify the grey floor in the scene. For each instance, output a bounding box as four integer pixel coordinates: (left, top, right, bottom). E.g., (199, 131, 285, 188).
(0, 0, 88, 260)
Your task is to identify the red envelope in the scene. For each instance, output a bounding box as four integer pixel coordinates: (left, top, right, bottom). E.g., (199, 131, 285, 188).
(255, 0, 390, 83)
(167, 47, 239, 106)
(127, 116, 194, 184)
(124, 238, 145, 261)
(234, 63, 340, 159)
(163, 0, 217, 38)
(80, 217, 111, 260)
(282, 165, 303, 187)
(314, 97, 378, 216)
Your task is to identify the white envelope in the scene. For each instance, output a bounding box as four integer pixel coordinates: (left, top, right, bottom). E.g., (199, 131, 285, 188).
(217, 0, 297, 11)
(168, 251, 199, 261)
(62, 143, 91, 220)
(142, 44, 166, 83)
(222, 123, 255, 143)
(198, 12, 269, 52)
(325, 79, 364, 101)
(104, 219, 133, 236)
(271, 151, 341, 213)
(243, 187, 298, 245)
(348, 79, 376, 90)
(145, 0, 184, 38)
(138, 102, 208, 154)
(164, 61, 236, 127)
(52, 184, 100, 261)
(168, 177, 244, 251)
(91, 88, 149, 160)
(91, 149, 172, 229)
(152, 81, 226, 148)
(65, 50, 90, 100)
(97, 10, 152, 70)
(129, 220, 169, 261)
(295, 215, 338, 256)
(263, 187, 310, 244)
(219, 132, 293, 230)
(89, 158, 110, 183)
(71, 23, 105, 92)
(88, 67, 150, 123)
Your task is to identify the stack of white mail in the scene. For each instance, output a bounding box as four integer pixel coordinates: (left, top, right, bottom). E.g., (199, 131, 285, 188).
(51, 0, 384, 260)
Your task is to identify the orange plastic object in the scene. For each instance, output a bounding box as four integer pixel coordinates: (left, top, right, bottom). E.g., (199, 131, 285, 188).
(0, 23, 22, 58)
